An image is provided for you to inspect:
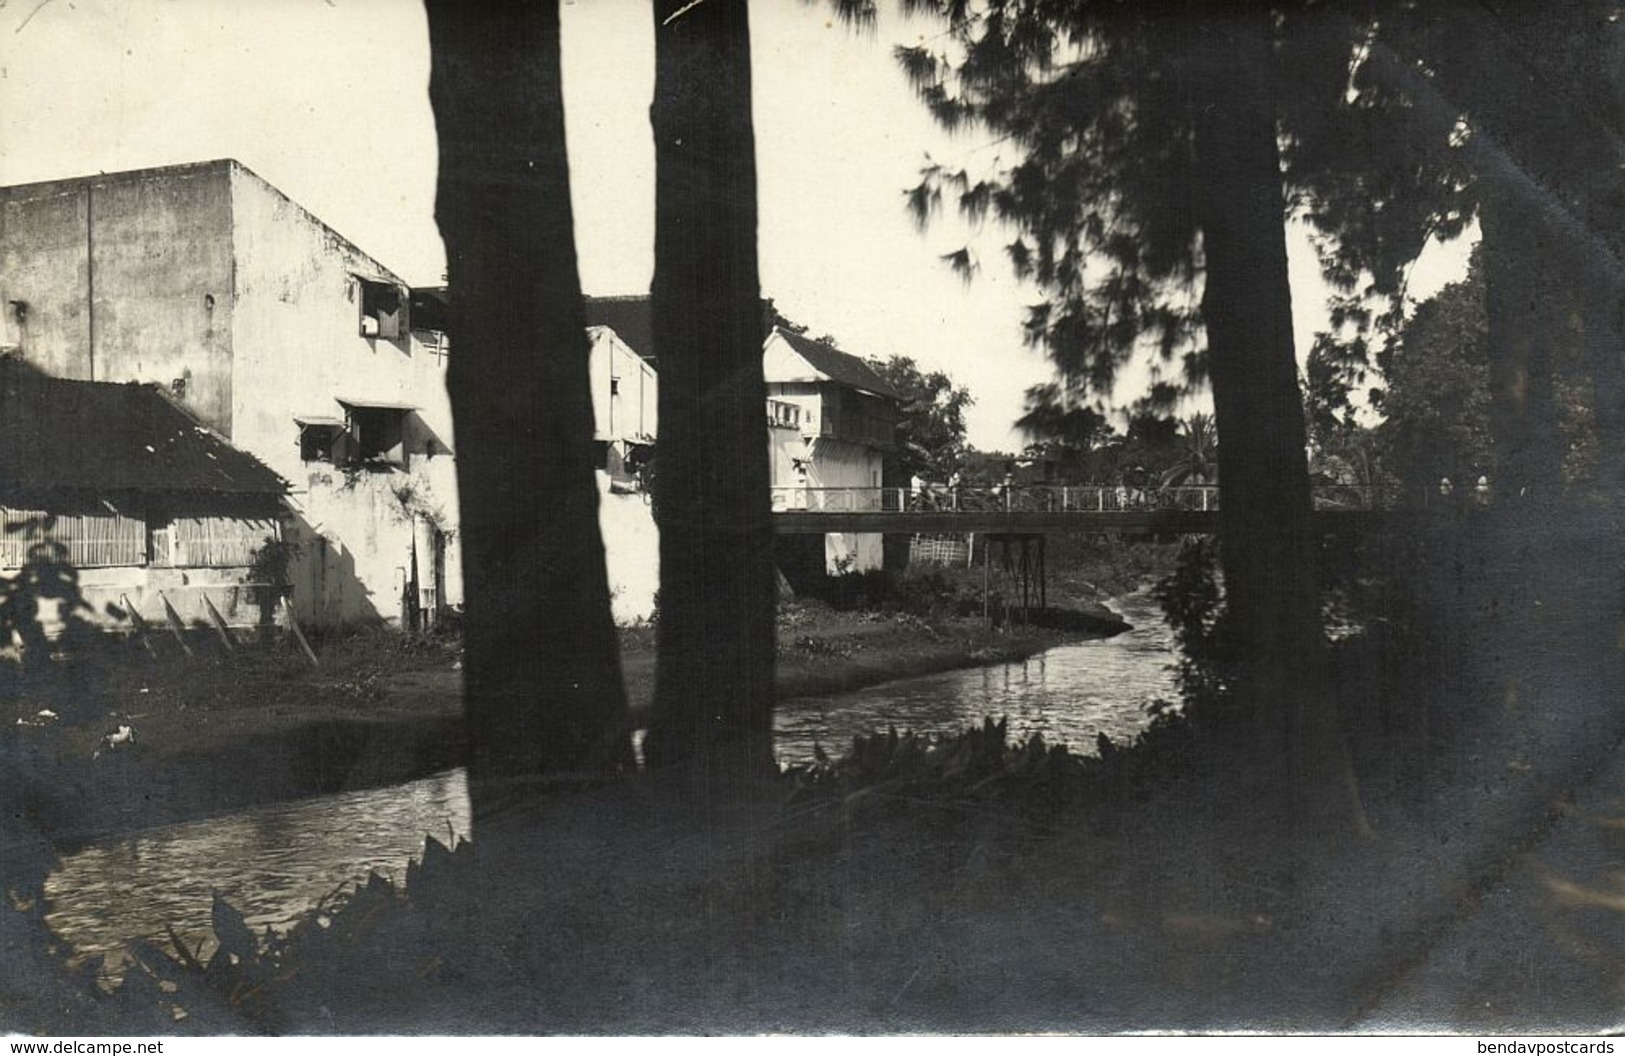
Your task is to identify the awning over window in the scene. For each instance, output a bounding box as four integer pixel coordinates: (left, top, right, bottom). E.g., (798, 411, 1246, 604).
(336, 398, 418, 412)
(293, 414, 347, 428)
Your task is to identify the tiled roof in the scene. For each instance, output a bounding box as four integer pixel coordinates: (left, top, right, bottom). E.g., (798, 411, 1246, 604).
(0, 359, 286, 497)
(767, 326, 899, 401)
(582, 296, 659, 364)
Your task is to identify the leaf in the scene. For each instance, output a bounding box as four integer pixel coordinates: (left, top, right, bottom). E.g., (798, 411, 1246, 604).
(210, 891, 258, 966)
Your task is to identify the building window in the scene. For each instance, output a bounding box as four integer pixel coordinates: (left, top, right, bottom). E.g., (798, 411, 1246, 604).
(349, 405, 408, 465)
(300, 403, 413, 469)
(296, 420, 346, 464)
(358, 278, 405, 339)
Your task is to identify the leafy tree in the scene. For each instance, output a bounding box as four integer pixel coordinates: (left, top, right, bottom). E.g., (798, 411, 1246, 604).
(641, 0, 777, 777)
(1377, 259, 1494, 499)
(1012, 382, 1118, 481)
(1378, 249, 1598, 500)
(867, 354, 973, 480)
(1015, 383, 1114, 452)
(424, 0, 630, 781)
(1358, 3, 1625, 502)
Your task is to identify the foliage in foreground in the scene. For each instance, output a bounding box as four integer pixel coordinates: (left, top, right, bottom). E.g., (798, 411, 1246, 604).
(41, 708, 1195, 1032)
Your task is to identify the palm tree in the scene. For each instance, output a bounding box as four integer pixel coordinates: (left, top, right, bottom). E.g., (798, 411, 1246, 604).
(1159, 413, 1218, 488)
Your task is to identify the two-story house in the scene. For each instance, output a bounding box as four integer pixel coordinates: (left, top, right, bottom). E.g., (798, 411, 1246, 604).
(762, 326, 899, 572)
(400, 290, 665, 625)
(0, 160, 460, 630)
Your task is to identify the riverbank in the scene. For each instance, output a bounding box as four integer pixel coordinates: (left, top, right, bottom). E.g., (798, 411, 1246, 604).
(40, 639, 1625, 1036)
(1, 596, 1126, 843)
(14, 526, 1625, 1034)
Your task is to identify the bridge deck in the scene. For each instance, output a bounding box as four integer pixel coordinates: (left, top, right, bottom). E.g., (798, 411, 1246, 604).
(769, 485, 1394, 535)
(771, 509, 1389, 534)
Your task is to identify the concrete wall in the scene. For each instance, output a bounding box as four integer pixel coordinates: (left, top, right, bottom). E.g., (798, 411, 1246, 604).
(226, 165, 462, 629)
(286, 469, 420, 628)
(227, 164, 456, 479)
(597, 472, 659, 625)
(0, 182, 90, 374)
(804, 436, 884, 572)
(0, 163, 236, 431)
(589, 327, 657, 445)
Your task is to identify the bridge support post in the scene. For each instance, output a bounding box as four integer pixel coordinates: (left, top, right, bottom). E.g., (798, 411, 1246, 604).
(981, 535, 990, 626)
(985, 532, 1046, 627)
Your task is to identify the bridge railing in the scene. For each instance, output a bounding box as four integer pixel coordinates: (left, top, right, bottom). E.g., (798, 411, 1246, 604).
(769, 486, 906, 513)
(770, 483, 1402, 515)
(1310, 485, 1397, 511)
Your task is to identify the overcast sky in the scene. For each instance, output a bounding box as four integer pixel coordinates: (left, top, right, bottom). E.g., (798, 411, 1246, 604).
(0, 0, 1472, 451)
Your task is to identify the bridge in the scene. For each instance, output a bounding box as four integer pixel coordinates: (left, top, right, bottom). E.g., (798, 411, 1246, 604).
(769, 484, 1396, 535)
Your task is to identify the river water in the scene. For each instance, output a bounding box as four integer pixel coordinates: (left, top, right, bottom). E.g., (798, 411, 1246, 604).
(44, 768, 472, 977)
(44, 594, 1176, 975)
(774, 591, 1178, 766)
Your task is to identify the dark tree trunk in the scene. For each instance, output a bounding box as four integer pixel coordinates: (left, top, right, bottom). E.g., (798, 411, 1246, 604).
(1479, 188, 1565, 505)
(641, 0, 777, 775)
(1188, 11, 1367, 839)
(425, 0, 630, 789)
(1382, 1, 1625, 502)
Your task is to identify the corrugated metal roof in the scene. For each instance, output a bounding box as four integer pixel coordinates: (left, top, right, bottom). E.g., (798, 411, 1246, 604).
(0, 359, 287, 497)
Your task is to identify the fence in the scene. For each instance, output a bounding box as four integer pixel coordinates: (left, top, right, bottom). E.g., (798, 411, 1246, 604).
(771, 484, 1399, 516)
(163, 516, 280, 568)
(1, 507, 281, 570)
(0, 507, 148, 568)
(909, 533, 972, 567)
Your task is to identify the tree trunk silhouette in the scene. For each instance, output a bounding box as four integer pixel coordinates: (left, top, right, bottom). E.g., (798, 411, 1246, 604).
(1479, 188, 1564, 505)
(1189, 10, 1368, 840)
(425, 0, 630, 787)
(1381, 1, 1625, 502)
(641, 0, 776, 776)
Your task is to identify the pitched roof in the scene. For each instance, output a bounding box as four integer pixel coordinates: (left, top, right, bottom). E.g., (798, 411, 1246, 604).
(582, 296, 659, 364)
(767, 327, 899, 401)
(418, 291, 899, 398)
(0, 360, 286, 498)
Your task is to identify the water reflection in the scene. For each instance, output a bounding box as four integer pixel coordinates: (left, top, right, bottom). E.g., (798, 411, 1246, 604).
(775, 593, 1179, 766)
(45, 768, 470, 974)
(44, 597, 1179, 977)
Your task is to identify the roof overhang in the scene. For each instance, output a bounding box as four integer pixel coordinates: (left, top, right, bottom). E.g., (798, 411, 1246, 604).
(349, 271, 402, 288)
(336, 398, 418, 412)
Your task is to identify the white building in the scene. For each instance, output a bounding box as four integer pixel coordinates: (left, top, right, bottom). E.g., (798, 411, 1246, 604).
(1, 160, 460, 630)
(762, 326, 899, 572)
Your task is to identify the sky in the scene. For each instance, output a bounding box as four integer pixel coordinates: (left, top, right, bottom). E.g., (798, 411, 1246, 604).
(0, 0, 1473, 451)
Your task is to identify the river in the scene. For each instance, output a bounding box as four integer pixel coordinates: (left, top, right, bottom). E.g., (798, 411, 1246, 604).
(773, 592, 1177, 766)
(43, 593, 1176, 977)
(43, 768, 472, 979)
